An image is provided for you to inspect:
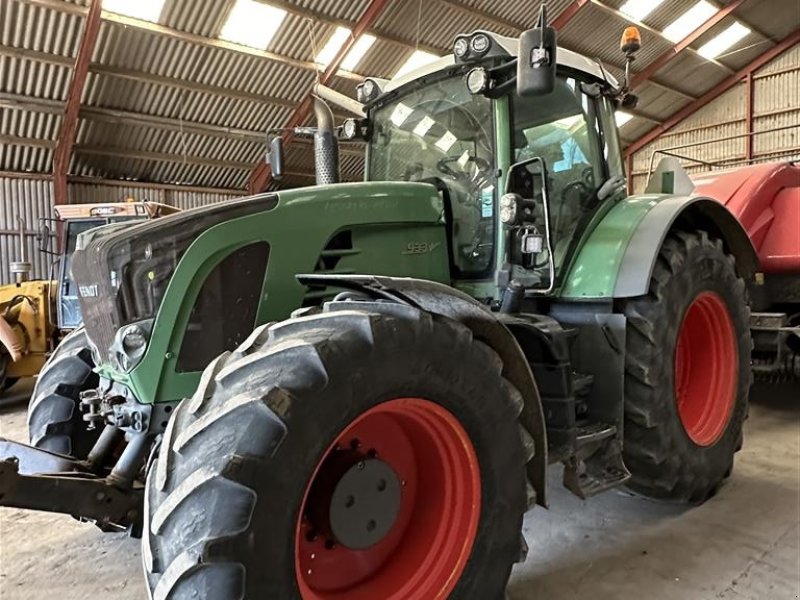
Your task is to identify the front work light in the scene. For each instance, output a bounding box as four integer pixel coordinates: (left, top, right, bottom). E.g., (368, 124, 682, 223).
(454, 36, 469, 58)
(466, 67, 489, 95)
(500, 193, 520, 225)
(470, 33, 491, 55)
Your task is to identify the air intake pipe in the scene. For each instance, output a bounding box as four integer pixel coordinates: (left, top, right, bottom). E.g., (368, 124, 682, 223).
(312, 95, 340, 185)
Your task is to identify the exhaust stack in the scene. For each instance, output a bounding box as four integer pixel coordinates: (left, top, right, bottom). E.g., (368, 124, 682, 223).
(312, 96, 340, 185)
(10, 217, 31, 284)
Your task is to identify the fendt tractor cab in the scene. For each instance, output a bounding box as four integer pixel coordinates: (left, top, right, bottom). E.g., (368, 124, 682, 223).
(0, 10, 757, 599)
(0, 201, 176, 392)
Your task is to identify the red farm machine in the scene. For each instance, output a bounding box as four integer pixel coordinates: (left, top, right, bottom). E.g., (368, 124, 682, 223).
(695, 162, 800, 381)
(647, 157, 800, 381)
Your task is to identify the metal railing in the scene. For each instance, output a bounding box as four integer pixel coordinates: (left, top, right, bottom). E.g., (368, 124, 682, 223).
(646, 124, 800, 180)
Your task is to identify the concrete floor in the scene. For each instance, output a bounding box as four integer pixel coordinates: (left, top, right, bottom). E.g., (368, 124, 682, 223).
(0, 379, 798, 600)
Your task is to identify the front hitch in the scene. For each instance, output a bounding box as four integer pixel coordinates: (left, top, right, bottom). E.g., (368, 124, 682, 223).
(0, 433, 145, 535)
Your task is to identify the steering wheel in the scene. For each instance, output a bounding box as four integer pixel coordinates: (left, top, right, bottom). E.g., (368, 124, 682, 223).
(582, 166, 595, 188)
(436, 155, 492, 180)
(560, 180, 591, 204)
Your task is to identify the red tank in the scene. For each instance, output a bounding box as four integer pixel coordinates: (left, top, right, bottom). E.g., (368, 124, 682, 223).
(690, 162, 800, 274)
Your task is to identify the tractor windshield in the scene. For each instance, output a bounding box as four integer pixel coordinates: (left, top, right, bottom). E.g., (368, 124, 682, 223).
(368, 76, 495, 277)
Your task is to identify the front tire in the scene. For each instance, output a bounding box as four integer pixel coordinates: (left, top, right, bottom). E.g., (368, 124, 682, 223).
(144, 302, 529, 599)
(622, 230, 751, 503)
(0, 355, 18, 392)
(28, 328, 100, 457)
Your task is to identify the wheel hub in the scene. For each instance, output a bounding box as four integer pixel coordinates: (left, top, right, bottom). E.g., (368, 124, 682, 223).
(675, 291, 738, 446)
(329, 459, 402, 549)
(295, 398, 481, 599)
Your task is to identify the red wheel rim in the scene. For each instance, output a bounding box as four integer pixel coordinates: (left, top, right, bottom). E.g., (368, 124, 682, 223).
(295, 398, 481, 600)
(674, 292, 738, 446)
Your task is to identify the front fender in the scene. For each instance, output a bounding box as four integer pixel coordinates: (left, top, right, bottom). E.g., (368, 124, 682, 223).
(298, 274, 549, 509)
(560, 194, 759, 300)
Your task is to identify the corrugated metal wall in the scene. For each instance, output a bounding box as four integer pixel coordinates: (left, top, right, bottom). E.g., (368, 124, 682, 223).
(629, 45, 800, 193)
(0, 174, 242, 284)
(0, 175, 54, 286)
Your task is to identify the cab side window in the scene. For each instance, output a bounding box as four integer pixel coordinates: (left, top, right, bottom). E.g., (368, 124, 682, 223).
(510, 76, 607, 275)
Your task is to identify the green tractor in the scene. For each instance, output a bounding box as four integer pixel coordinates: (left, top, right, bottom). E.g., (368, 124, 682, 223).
(0, 12, 754, 600)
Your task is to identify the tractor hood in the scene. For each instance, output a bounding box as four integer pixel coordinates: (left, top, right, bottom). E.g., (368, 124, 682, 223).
(71, 181, 445, 373)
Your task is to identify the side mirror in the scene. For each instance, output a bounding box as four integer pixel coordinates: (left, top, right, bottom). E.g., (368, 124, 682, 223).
(503, 156, 555, 292)
(267, 136, 284, 181)
(37, 222, 54, 255)
(517, 6, 557, 97)
(506, 157, 549, 200)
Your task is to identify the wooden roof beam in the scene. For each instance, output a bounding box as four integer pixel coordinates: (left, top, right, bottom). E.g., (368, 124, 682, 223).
(52, 0, 101, 204)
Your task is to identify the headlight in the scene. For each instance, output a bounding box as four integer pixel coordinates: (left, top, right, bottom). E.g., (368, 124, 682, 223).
(110, 320, 152, 372)
(357, 78, 380, 103)
(466, 67, 489, 95)
(122, 325, 147, 353)
(500, 193, 520, 225)
(453, 37, 469, 59)
(470, 33, 491, 55)
(341, 118, 358, 139)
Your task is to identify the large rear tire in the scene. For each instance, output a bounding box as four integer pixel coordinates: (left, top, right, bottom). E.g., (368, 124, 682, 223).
(144, 302, 530, 599)
(27, 328, 100, 457)
(623, 230, 751, 503)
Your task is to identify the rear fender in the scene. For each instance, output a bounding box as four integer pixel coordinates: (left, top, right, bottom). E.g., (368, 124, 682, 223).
(298, 274, 548, 508)
(561, 194, 759, 300)
(613, 196, 759, 298)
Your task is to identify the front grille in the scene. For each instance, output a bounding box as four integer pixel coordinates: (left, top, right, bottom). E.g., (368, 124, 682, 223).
(73, 276, 118, 364)
(72, 194, 279, 364)
(302, 230, 360, 306)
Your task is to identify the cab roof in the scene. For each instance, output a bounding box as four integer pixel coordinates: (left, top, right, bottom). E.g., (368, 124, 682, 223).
(384, 32, 619, 94)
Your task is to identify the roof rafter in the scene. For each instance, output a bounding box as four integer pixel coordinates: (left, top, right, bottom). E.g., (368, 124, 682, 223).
(14, 0, 362, 81)
(587, 0, 734, 75)
(0, 92, 366, 157)
(551, 0, 591, 31)
(52, 0, 101, 204)
(247, 0, 391, 193)
(625, 28, 800, 158)
(0, 45, 353, 120)
(630, 0, 748, 89)
(255, 0, 443, 57)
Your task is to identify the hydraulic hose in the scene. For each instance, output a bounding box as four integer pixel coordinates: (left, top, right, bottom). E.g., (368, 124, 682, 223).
(0, 314, 23, 362)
